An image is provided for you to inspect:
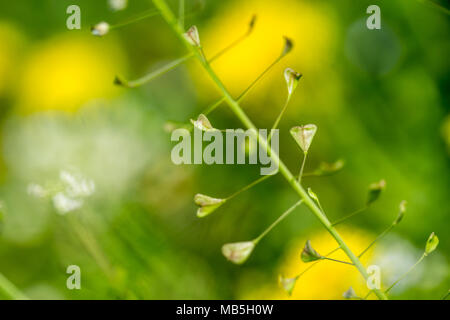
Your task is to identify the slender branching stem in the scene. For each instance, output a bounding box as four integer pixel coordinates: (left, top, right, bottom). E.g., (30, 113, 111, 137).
(298, 152, 307, 184)
(253, 200, 303, 244)
(178, 0, 184, 29)
(226, 174, 273, 200)
(321, 257, 354, 266)
(236, 56, 284, 102)
(358, 224, 394, 258)
(209, 15, 256, 63)
(268, 95, 291, 145)
(363, 290, 373, 300)
(331, 206, 369, 226)
(197, 53, 284, 118)
(68, 215, 113, 279)
(117, 53, 194, 88)
(442, 290, 450, 300)
(385, 253, 425, 294)
(0, 272, 28, 300)
(203, 97, 226, 116)
(110, 9, 160, 30)
(152, 0, 388, 300)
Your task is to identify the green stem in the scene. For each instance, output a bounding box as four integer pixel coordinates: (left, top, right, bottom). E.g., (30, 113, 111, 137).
(117, 53, 194, 88)
(209, 16, 255, 63)
(298, 152, 307, 184)
(385, 253, 425, 294)
(442, 290, 450, 300)
(358, 224, 394, 258)
(331, 206, 369, 226)
(363, 290, 373, 300)
(236, 55, 284, 102)
(253, 200, 303, 244)
(268, 95, 291, 144)
(151, 0, 388, 300)
(321, 257, 354, 266)
(203, 97, 226, 116)
(0, 272, 28, 300)
(178, 0, 184, 29)
(68, 216, 113, 279)
(110, 9, 160, 30)
(226, 174, 273, 200)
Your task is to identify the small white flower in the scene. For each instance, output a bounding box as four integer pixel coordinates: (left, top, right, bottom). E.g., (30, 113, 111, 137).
(52, 192, 83, 215)
(91, 22, 110, 37)
(27, 183, 47, 198)
(60, 170, 95, 198)
(108, 0, 127, 11)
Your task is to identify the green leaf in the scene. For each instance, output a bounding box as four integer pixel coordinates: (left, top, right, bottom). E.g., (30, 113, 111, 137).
(222, 241, 255, 264)
(290, 125, 317, 153)
(425, 232, 439, 255)
(366, 179, 386, 206)
(301, 240, 322, 262)
(194, 194, 226, 218)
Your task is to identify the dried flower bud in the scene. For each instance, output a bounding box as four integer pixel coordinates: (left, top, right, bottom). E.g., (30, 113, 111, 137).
(194, 194, 226, 218)
(281, 36, 293, 57)
(343, 286, 357, 299)
(301, 240, 322, 262)
(307, 188, 319, 204)
(290, 124, 317, 154)
(315, 159, 345, 176)
(91, 22, 110, 37)
(183, 26, 201, 47)
(366, 179, 386, 206)
(190, 114, 214, 131)
(248, 15, 257, 32)
(393, 200, 407, 225)
(222, 241, 255, 264)
(284, 68, 302, 97)
(279, 275, 297, 296)
(425, 232, 439, 255)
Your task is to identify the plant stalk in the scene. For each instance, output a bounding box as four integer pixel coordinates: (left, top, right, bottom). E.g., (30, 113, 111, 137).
(151, 0, 388, 300)
(0, 272, 28, 300)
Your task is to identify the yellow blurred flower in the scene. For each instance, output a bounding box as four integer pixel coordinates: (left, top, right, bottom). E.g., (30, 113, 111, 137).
(198, 0, 337, 98)
(242, 227, 376, 300)
(0, 22, 25, 95)
(18, 35, 125, 113)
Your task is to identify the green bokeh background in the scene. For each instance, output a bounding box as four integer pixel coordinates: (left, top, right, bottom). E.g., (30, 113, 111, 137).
(0, 0, 448, 299)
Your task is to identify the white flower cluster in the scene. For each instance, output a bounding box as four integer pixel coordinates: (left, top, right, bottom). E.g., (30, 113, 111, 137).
(53, 170, 95, 215)
(28, 170, 95, 215)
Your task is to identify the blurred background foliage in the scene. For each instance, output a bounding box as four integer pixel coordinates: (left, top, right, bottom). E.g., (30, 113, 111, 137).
(0, 0, 448, 299)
